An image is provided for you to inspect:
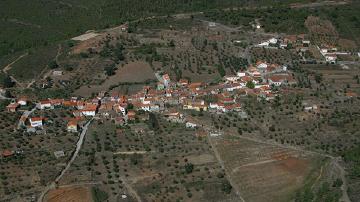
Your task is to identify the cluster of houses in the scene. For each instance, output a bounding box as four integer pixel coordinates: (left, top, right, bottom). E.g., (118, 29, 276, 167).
(5, 60, 296, 131)
(257, 34, 354, 64)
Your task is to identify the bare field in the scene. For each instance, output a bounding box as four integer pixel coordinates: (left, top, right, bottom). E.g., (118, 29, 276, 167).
(74, 61, 155, 97)
(45, 186, 92, 202)
(215, 136, 326, 202)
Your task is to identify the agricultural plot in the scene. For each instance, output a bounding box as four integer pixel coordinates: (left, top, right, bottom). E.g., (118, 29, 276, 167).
(214, 136, 327, 202)
(59, 115, 237, 201)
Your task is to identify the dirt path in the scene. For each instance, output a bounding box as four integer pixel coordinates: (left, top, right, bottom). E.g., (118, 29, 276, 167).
(119, 176, 142, 202)
(290, 0, 349, 8)
(205, 130, 246, 202)
(2, 53, 28, 73)
(2, 53, 28, 88)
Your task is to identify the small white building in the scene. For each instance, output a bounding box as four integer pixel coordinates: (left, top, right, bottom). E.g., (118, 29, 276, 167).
(237, 72, 246, 77)
(186, 122, 197, 128)
(39, 100, 52, 110)
(17, 97, 27, 106)
(29, 117, 43, 128)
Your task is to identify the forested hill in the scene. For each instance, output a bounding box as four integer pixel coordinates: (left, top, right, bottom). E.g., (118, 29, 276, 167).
(0, 0, 308, 59)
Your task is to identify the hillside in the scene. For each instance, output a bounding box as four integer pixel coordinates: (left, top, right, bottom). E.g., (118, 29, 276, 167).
(0, 0, 315, 60)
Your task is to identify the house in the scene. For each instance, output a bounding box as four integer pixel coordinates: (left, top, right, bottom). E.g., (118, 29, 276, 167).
(81, 104, 97, 116)
(237, 72, 246, 78)
(185, 117, 198, 128)
(304, 104, 318, 112)
(39, 100, 52, 109)
(50, 99, 64, 107)
(6, 103, 19, 112)
(183, 100, 207, 111)
(224, 75, 239, 83)
(178, 79, 189, 86)
(256, 61, 268, 69)
(186, 122, 197, 128)
(54, 150, 65, 158)
(29, 117, 43, 128)
(302, 40, 310, 47)
(268, 74, 295, 86)
(67, 120, 78, 132)
(53, 70, 63, 76)
(2, 150, 14, 158)
(17, 97, 28, 106)
(164, 111, 184, 123)
(188, 82, 204, 91)
(127, 110, 136, 121)
(162, 74, 171, 87)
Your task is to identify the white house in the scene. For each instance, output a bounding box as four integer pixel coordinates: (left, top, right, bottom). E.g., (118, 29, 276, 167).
(224, 76, 239, 83)
(81, 105, 97, 116)
(29, 117, 43, 128)
(39, 100, 52, 110)
(17, 97, 27, 106)
(256, 62, 268, 69)
(269, 38, 278, 44)
(237, 72, 246, 77)
(186, 122, 197, 128)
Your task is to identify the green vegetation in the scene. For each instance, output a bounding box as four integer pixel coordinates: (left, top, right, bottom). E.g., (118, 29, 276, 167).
(0, 100, 11, 111)
(0, 73, 14, 88)
(0, 0, 318, 61)
(91, 187, 109, 202)
(8, 45, 57, 81)
(344, 146, 360, 178)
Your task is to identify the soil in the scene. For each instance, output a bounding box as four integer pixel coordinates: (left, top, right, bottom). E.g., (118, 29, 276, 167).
(45, 186, 92, 202)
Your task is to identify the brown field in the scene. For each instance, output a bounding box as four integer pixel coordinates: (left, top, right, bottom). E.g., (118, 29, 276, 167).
(45, 186, 92, 202)
(74, 61, 155, 97)
(215, 136, 326, 202)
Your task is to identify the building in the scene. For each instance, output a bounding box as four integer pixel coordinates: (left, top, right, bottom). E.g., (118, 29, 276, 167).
(67, 120, 78, 132)
(81, 104, 97, 116)
(39, 100, 52, 110)
(17, 97, 28, 106)
(6, 103, 19, 112)
(162, 74, 171, 87)
(29, 117, 43, 128)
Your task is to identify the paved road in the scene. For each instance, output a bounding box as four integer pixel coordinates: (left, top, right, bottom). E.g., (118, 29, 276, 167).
(37, 119, 93, 202)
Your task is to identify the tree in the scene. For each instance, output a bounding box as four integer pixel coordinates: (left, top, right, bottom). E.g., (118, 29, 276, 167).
(2, 76, 14, 88)
(104, 64, 116, 76)
(168, 40, 175, 47)
(315, 73, 323, 83)
(221, 180, 232, 194)
(48, 60, 59, 69)
(246, 81, 255, 89)
(217, 65, 225, 77)
(184, 163, 194, 174)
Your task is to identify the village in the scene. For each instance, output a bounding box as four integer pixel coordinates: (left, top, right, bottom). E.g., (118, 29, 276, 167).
(4, 58, 295, 140)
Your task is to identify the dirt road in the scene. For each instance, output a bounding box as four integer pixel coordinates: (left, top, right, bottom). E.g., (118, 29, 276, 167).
(37, 119, 93, 202)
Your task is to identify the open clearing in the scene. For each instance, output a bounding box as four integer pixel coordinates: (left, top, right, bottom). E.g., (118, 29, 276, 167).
(72, 32, 99, 41)
(44, 186, 92, 202)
